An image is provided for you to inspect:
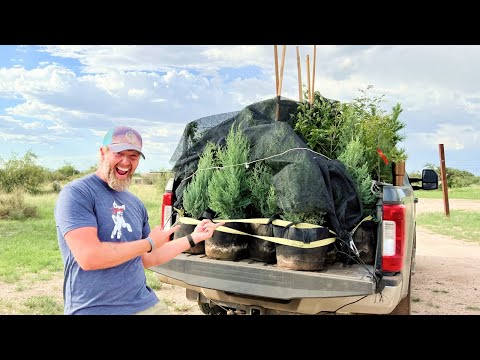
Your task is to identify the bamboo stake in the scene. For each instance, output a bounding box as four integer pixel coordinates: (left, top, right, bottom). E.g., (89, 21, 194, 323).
(278, 45, 286, 96)
(312, 45, 316, 104)
(296, 46, 303, 102)
(306, 54, 311, 106)
(274, 45, 279, 96)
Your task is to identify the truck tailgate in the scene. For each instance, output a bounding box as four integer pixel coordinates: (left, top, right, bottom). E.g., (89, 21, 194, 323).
(150, 253, 376, 300)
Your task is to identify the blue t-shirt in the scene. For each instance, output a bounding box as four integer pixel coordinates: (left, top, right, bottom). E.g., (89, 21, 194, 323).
(54, 173, 159, 315)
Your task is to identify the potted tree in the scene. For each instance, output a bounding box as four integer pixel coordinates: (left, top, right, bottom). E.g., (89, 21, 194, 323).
(206, 125, 252, 260)
(179, 142, 217, 254)
(247, 162, 279, 263)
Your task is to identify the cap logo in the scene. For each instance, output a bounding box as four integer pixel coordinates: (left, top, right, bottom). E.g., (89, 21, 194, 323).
(125, 131, 136, 144)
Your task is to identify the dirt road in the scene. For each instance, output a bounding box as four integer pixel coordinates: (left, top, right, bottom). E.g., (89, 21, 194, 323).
(411, 198, 480, 315)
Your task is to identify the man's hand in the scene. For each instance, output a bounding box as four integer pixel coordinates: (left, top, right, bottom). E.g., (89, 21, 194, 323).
(191, 219, 225, 243)
(148, 224, 181, 248)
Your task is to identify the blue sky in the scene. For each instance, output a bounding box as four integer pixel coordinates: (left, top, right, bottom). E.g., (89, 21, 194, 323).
(1, 45, 479, 176)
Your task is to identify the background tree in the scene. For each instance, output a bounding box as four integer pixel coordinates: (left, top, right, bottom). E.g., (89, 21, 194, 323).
(50, 162, 80, 182)
(424, 163, 480, 188)
(0, 151, 48, 194)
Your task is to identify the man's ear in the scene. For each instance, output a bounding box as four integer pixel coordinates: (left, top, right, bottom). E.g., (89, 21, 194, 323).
(100, 146, 107, 159)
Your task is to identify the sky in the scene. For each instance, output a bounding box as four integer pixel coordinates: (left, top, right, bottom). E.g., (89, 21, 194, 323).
(0, 45, 479, 176)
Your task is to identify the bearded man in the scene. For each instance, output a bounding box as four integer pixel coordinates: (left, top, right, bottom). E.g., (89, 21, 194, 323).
(54, 126, 224, 315)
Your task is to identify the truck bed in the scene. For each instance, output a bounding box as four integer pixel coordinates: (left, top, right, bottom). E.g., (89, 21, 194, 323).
(150, 253, 377, 300)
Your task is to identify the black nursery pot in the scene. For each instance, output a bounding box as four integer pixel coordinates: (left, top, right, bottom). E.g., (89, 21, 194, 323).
(248, 223, 276, 263)
(205, 222, 248, 261)
(274, 225, 330, 271)
(174, 223, 205, 254)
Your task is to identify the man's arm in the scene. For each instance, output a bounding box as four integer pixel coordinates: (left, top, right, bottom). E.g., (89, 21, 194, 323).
(65, 226, 177, 270)
(141, 219, 224, 268)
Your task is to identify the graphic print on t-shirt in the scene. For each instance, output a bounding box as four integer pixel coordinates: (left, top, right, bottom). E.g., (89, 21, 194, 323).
(111, 201, 132, 239)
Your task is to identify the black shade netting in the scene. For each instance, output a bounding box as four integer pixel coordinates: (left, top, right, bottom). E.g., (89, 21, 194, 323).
(169, 97, 364, 250)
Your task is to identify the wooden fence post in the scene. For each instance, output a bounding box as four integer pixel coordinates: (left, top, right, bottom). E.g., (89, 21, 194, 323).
(439, 144, 450, 217)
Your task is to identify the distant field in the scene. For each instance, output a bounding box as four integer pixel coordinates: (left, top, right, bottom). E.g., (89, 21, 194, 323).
(415, 185, 480, 200)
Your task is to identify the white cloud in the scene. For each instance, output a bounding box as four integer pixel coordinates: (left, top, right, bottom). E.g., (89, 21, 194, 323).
(127, 88, 146, 98)
(1, 45, 480, 175)
(411, 124, 480, 150)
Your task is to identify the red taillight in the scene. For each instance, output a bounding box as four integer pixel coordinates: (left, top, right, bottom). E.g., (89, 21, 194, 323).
(161, 192, 173, 230)
(382, 204, 406, 272)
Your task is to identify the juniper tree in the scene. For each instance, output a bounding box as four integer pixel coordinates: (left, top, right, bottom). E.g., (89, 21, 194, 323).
(208, 126, 252, 219)
(182, 142, 217, 219)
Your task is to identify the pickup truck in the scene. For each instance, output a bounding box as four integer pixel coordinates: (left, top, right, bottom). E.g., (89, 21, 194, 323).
(152, 168, 438, 315)
(150, 98, 440, 315)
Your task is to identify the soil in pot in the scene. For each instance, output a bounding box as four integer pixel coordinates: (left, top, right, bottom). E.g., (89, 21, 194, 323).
(205, 222, 248, 261)
(274, 225, 330, 271)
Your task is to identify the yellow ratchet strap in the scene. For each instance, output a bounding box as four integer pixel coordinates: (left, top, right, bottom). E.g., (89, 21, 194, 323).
(177, 216, 336, 249)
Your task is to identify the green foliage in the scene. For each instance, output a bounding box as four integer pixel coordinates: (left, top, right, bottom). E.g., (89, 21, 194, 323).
(351, 88, 407, 182)
(0, 192, 62, 282)
(424, 163, 479, 189)
(293, 92, 343, 159)
(248, 162, 279, 218)
(338, 138, 377, 216)
(79, 164, 97, 176)
(281, 211, 326, 226)
(292, 86, 407, 188)
(414, 184, 480, 200)
(183, 142, 217, 218)
(140, 171, 173, 189)
(0, 190, 38, 220)
(0, 151, 49, 194)
(49, 162, 80, 182)
(52, 181, 62, 193)
(417, 210, 480, 243)
(145, 270, 163, 290)
(208, 126, 252, 219)
(23, 296, 63, 315)
(408, 170, 421, 179)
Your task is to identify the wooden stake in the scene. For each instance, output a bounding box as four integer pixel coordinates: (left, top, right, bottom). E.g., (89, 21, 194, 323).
(312, 45, 316, 103)
(274, 45, 279, 96)
(394, 161, 406, 186)
(278, 45, 286, 97)
(306, 55, 311, 106)
(296, 46, 303, 102)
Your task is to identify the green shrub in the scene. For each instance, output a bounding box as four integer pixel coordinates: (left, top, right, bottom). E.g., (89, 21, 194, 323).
(281, 211, 326, 226)
(292, 86, 406, 184)
(183, 142, 217, 218)
(293, 92, 343, 160)
(0, 151, 48, 194)
(0, 190, 38, 220)
(49, 163, 80, 182)
(52, 181, 62, 193)
(424, 163, 479, 189)
(248, 162, 279, 218)
(338, 137, 377, 217)
(208, 126, 252, 219)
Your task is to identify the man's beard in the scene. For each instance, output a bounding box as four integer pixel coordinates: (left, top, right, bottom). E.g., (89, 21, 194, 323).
(100, 159, 132, 192)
